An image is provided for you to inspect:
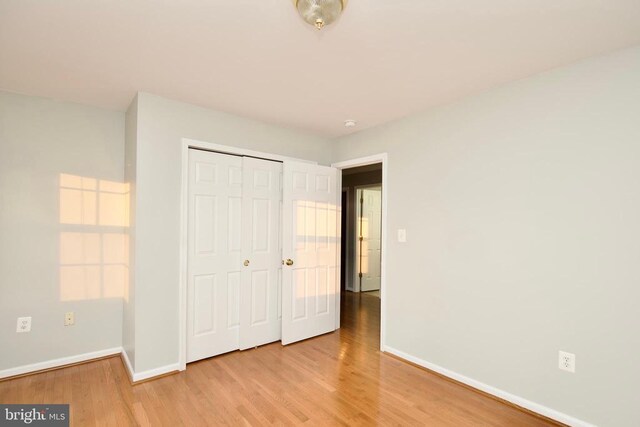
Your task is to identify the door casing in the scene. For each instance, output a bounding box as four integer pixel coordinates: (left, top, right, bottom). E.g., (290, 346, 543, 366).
(331, 154, 388, 352)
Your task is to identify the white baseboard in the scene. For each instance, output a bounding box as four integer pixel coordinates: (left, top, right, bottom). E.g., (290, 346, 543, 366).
(120, 349, 135, 380)
(383, 346, 595, 427)
(0, 347, 122, 379)
(120, 350, 179, 383)
(1, 347, 179, 385)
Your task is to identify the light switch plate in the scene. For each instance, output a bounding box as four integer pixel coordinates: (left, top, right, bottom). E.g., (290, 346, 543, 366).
(17, 317, 31, 333)
(397, 229, 407, 243)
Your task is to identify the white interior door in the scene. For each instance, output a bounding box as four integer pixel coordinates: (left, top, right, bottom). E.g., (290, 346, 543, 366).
(282, 161, 339, 345)
(239, 157, 282, 349)
(187, 149, 242, 363)
(357, 187, 382, 292)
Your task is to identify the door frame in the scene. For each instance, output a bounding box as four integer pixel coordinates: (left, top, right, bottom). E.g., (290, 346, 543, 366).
(353, 184, 382, 293)
(341, 187, 353, 292)
(178, 138, 318, 371)
(331, 153, 388, 352)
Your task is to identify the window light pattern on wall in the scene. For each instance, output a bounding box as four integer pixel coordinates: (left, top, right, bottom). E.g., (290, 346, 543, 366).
(58, 173, 130, 302)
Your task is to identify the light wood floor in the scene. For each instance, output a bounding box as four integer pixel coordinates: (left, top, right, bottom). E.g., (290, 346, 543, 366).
(0, 292, 557, 426)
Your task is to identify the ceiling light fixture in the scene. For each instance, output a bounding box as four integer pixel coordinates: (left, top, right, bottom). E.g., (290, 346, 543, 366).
(295, 0, 347, 30)
(344, 119, 357, 128)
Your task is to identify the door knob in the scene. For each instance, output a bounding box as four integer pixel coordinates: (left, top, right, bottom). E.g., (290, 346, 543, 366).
(243, 260, 250, 267)
(285, 259, 294, 266)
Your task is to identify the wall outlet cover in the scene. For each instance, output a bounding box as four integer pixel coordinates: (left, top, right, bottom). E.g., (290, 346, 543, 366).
(64, 312, 75, 326)
(559, 350, 576, 373)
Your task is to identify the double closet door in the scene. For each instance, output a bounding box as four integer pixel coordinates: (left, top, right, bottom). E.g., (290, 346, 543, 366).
(187, 149, 339, 364)
(187, 150, 282, 362)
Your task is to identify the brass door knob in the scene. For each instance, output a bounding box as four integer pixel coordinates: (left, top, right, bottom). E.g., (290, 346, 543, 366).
(285, 259, 294, 266)
(243, 260, 250, 267)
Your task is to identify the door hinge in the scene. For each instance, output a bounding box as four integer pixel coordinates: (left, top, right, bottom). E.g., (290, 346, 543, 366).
(358, 272, 363, 278)
(359, 236, 364, 242)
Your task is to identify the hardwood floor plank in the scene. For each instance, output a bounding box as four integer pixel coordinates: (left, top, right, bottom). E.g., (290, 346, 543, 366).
(0, 292, 559, 426)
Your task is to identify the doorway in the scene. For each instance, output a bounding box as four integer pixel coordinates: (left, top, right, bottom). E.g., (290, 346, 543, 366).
(335, 160, 385, 348)
(340, 164, 382, 294)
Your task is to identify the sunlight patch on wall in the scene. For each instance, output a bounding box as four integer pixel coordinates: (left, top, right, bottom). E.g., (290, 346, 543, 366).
(58, 173, 130, 302)
(59, 232, 129, 301)
(59, 173, 129, 226)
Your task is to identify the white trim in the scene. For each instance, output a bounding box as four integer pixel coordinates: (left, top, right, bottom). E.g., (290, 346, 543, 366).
(181, 138, 316, 164)
(120, 349, 135, 380)
(179, 140, 189, 371)
(335, 170, 343, 329)
(121, 350, 179, 383)
(332, 154, 387, 170)
(331, 153, 388, 351)
(131, 363, 180, 383)
(384, 346, 595, 427)
(0, 347, 122, 379)
(179, 138, 320, 371)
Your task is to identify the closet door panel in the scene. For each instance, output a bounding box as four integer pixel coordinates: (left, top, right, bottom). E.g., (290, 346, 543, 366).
(239, 157, 283, 350)
(187, 149, 242, 363)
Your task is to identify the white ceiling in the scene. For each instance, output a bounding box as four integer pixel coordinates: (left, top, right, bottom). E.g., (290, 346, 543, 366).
(1, 1, 640, 137)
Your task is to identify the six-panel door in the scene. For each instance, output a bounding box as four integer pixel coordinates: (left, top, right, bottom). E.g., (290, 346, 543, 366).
(281, 161, 339, 345)
(239, 157, 283, 350)
(187, 149, 243, 363)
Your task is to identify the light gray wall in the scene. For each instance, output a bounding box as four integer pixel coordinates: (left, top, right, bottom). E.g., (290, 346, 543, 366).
(332, 46, 640, 426)
(130, 92, 333, 371)
(122, 95, 138, 370)
(0, 91, 125, 371)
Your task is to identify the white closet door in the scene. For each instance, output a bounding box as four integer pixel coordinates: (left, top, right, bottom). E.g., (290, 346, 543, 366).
(358, 188, 382, 292)
(187, 149, 243, 363)
(282, 161, 339, 345)
(239, 157, 283, 349)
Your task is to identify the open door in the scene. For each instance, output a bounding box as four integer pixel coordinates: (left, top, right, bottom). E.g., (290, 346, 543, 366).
(282, 161, 340, 345)
(357, 187, 382, 292)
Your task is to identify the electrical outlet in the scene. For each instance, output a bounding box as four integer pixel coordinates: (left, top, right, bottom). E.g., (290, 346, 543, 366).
(64, 312, 75, 326)
(559, 351, 576, 373)
(16, 317, 31, 333)
(397, 229, 407, 243)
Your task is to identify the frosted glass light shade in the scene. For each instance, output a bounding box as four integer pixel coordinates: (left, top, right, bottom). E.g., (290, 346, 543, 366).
(296, 0, 345, 30)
